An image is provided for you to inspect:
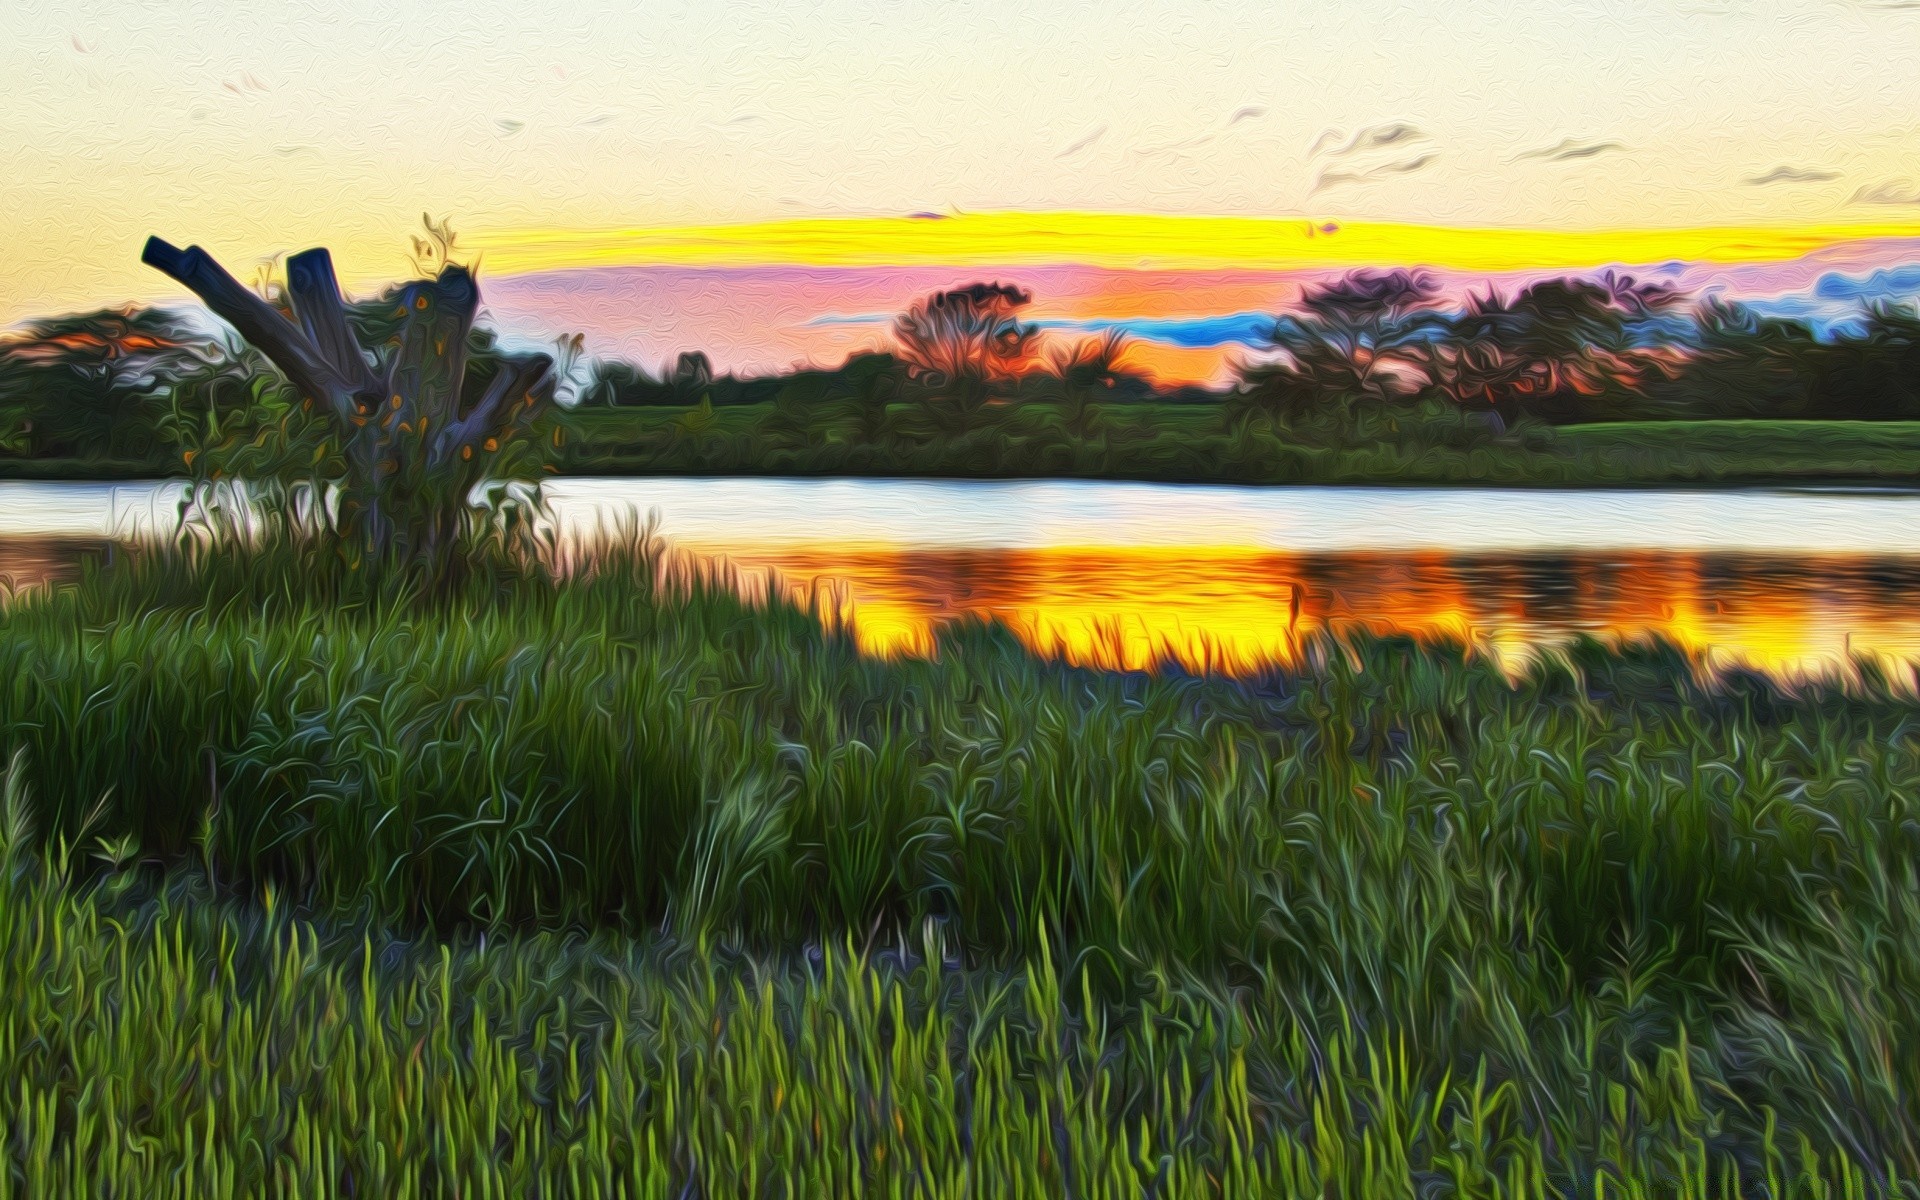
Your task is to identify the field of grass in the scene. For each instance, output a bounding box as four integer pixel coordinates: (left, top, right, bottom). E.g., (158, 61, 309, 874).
(552, 406, 1920, 488)
(0, 538, 1919, 1192)
(1554, 420, 1920, 486)
(11, 408, 1920, 489)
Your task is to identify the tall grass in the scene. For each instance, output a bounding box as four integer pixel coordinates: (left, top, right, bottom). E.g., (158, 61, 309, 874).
(3, 801, 1896, 1197)
(2, 540, 1920, 1190)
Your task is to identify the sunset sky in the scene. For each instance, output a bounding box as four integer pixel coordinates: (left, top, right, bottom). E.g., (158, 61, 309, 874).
(9, 0, 1920, 378)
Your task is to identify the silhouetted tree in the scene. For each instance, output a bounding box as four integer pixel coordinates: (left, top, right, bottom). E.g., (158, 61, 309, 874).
(0, 308, 221, 463)
(1041, 328, 1137, 437)
(1641, 296, 1822, 420)
(1431, 273, 1684, 423)
(893, 283, 1040, 414)
(670, 351, 714, 400)
(585, 351, 720, 407)
(1241, 269, 1443, 415)
(1047, 328, 1131, 393)
(584, 360, 669, 407)
(1805, 303, 1920, 421)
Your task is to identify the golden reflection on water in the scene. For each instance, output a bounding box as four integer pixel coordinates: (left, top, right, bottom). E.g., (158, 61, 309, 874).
(7, 534, 1919, 684)
(674, 542, 1920, 683)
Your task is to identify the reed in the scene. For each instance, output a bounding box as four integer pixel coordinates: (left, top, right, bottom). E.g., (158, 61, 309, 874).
(2, 539, 1919, 1191)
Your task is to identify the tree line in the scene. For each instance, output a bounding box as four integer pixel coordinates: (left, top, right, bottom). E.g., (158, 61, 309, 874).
(1239, 267, 1920, 425)
(6, 264, 1920, 476)
(579, 268, 1920, 426)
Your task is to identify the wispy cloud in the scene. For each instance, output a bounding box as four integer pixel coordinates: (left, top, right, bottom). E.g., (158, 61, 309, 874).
(1512, 137, 1625, 163)
(1744, 165, 1840, 185)
(1133, 108, 1267, 162)
(1311, 152, 1437, 195)
(1310, 122, 1426, 160)
(1304, 121, 1435, 194)
(1851, 178, 1920, 206)
(1057, 125, 1107, 159)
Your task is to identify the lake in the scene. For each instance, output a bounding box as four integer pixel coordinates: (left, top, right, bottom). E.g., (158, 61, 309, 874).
(5, 477, 1920, 680)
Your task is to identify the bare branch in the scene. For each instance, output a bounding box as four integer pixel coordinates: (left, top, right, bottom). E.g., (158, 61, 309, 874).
(285, 248, 380, 397)
(438, 352, 553, 463)
(142, 237, 352, 414)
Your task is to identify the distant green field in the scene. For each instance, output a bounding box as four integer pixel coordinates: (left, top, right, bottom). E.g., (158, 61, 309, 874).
(550, 406, 1920, 487)
(6, 410, 1918, 487)
(1544, 420, 1920, 487)
(1561, 419, 1920, 438)
(1558, 418, 1920, 456)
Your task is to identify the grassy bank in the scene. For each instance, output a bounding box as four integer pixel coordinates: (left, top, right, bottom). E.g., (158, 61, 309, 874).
(9, 411, 1920, 488)
(551, 408, 1920, 487)
(2, 543, 1920, 1191)
(1554, 420, 1920, 485)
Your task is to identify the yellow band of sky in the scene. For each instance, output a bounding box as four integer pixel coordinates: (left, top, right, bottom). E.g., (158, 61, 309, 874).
(467, 212, 1920, 277)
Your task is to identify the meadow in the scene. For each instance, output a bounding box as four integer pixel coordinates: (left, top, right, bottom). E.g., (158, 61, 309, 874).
(554, 404, 1920, 488)
(2, 535, 1919, 1194)
(14, 402, 1920, 489)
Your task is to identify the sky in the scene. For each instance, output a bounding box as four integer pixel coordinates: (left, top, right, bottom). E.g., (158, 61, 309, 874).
(8, 0, 1920, 374)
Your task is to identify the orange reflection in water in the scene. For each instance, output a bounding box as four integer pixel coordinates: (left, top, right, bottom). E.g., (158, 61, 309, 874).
(7, 535, 1918, 685)
(678, 542, 1920, 683)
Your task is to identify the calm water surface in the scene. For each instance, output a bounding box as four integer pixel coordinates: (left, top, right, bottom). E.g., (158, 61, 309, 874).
(5, 478, 1920, 679)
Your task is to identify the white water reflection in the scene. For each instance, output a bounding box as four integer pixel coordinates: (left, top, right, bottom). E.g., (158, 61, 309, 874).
(6, 478, 1920, 554)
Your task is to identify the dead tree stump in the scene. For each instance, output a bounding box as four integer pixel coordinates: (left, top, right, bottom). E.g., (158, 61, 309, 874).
(142, 237, 555, 569)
